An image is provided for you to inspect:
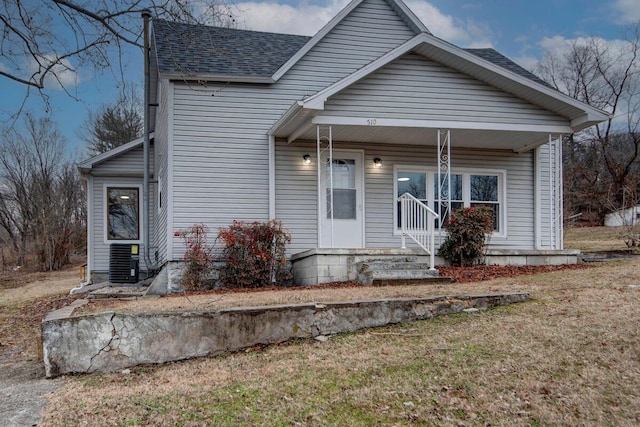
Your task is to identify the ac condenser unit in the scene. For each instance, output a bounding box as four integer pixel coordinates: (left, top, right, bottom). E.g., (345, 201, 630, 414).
(109, 244, 140, 284)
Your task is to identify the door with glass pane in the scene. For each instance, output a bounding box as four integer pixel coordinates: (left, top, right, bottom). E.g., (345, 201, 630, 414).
(320, 151, 364, 248)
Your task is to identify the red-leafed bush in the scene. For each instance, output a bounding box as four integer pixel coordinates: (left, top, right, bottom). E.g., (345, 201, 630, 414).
(438, 207, 494, 267)
(217, 220, 292, 288)
(175, 223, 215, 290)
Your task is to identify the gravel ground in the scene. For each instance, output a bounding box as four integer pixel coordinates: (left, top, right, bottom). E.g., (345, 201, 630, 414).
(0, 266, 78, 427)
(0, 361, 63, 427)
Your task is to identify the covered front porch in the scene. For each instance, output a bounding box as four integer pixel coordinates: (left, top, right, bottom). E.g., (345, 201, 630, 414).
(266, 35, 607, 285)
(270, 119, 570, 285)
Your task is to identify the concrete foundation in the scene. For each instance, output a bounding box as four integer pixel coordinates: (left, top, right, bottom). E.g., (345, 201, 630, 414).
(42, 292, 529, 377)
(291, 248, 580, 285)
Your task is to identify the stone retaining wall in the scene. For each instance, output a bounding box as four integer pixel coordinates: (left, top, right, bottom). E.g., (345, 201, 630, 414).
(42, 293, 529, 377)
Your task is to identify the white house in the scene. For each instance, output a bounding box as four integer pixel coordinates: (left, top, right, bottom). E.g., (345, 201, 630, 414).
(79, 0, 609, 287)
(604, 205, 640, 227)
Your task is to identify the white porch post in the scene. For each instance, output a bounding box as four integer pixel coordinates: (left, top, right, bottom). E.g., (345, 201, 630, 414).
(437, 129, 451, 241)
(268, 134, 276, 219)
(317, 125, 334, 248)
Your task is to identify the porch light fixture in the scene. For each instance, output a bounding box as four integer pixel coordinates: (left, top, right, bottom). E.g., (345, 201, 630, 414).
(303, 154, 311, 165)
(373, 157, 382, 168)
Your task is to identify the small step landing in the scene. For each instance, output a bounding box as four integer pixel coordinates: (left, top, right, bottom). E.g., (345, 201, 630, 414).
(88, 284, 149, 299)
(356, 261, 450, 286)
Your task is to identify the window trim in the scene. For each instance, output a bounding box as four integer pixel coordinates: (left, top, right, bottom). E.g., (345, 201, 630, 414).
(103, 184, 143, 244)
(393, 165, 507, 238)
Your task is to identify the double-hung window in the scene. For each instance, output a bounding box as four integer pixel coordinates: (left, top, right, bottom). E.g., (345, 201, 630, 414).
(394, 167, 505, 235)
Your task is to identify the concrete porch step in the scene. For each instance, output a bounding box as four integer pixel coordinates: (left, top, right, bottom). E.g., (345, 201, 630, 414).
(356, 261, 445, 286)
(372, 277, 455, 287)
(88, 285, 149, 299)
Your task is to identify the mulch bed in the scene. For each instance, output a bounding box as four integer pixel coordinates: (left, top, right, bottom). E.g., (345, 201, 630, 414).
(438, 263, 589, 283)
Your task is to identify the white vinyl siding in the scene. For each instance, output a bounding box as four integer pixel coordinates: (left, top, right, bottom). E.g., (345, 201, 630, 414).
(152, 78, 172, 264)
(282, 0, 416, 88)
(275, 141, 318, 253)
(90, 145, 153, 175)
(276, 141, 535, 254)
(168, 0, 418, 260)
(91, 176, 152, 274)
(536, 139, 563, 249)
(323, 54, 569, 127)
(89, 145, 154, 275)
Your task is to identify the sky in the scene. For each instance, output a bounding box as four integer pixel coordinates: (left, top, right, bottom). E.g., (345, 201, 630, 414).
(1, 0, 639, 157)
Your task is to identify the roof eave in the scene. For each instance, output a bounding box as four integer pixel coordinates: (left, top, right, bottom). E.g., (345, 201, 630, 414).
(570, 111, 612, 133)
(159, 72, 275, 84)
(78, 133, 153, 173)
(300, 32, 609, 127)
(416, 33, 610, 125)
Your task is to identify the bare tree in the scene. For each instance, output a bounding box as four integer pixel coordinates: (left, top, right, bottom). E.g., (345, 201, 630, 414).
(81, 88, 143, 156)
(535, 24, 640, 223)
(0, 115, 84, 270)
(0, 0, 236, 110)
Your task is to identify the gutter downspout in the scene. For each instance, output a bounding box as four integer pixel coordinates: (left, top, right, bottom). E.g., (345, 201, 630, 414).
(142, 9, 156, 276)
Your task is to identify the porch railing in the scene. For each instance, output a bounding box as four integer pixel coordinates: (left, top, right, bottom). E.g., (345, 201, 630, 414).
(398, 192, 439, 270)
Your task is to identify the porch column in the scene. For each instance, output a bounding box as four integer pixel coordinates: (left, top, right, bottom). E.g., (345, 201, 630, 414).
(317, 125, 334, 248)
(437, 129, 451, 241)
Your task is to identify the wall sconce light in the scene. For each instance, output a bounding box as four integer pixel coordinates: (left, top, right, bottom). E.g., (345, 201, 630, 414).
(303, 154, 311, 165)
(373, 157, 382, 168)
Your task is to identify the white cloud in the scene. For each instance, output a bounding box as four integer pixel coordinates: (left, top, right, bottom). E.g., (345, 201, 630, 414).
(512, 55, 539, 71)
(27, 55, 87, 90)
(233, 0, 494, 47)
(234, 1, 349, 35)
(612, 0, 640, 24)
(405, 0, 493, 47)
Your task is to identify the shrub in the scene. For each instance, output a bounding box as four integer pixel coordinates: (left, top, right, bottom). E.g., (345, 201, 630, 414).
(438, 206, 494, 266)
(175, 223, 215, 290)
(217, 220, 292, 288)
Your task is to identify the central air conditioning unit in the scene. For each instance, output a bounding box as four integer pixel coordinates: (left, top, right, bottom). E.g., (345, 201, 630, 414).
(109, 244, 140, 284)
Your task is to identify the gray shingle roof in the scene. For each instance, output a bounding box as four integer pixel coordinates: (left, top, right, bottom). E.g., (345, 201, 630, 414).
(152, 20, 311, 77)
(153, 20, 548, 88)
(465, 48, 551, 88)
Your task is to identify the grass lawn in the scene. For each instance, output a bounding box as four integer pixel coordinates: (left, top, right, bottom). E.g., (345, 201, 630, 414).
(564, 225, 636, 252)
(41, 259, 640, 426)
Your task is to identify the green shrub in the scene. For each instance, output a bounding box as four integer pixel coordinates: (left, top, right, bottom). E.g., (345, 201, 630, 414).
(438, 207, 494, 266)
(175, 223, 215, 290)
(217, 220, 292, 288)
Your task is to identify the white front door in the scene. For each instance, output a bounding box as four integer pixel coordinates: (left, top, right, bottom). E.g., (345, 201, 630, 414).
(319, 150, 364, 248)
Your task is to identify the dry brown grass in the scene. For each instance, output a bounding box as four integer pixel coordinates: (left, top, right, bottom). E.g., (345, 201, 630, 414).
(0, 266, 80, 364)
(42, 259, 640, 426)
(564, 225, 633, 252)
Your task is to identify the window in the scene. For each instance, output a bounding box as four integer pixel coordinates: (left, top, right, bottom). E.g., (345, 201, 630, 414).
(394, 167, 505, 234)
(326, 159, 356, 220)
(434, 174, 463, 224)
(470, 175, 499, 230)
(107, 187, 140, 240)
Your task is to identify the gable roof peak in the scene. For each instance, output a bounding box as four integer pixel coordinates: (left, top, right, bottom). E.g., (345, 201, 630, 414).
(272, 0, 430, 81)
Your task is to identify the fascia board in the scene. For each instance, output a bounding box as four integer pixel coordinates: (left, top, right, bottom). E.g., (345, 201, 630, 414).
(271, 0, 366, 82)
(419, 33, 611, 124)
(160, 72, 274, 84)
(77, 133, 153, 171)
